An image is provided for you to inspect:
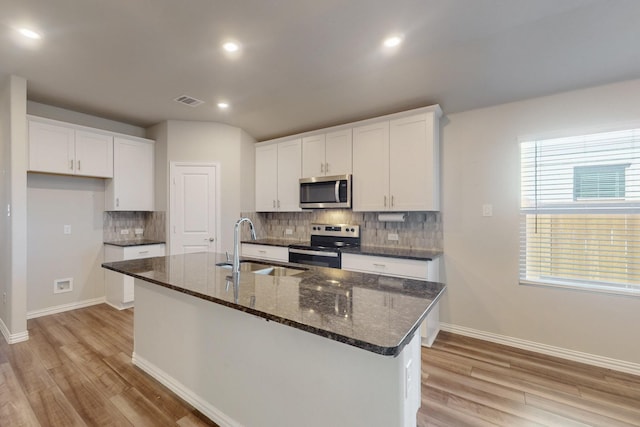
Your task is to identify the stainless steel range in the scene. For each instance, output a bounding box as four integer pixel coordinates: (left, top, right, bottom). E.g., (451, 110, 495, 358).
(288, 223, 360, 268)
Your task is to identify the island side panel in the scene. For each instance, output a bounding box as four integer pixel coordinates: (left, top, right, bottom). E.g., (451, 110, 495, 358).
(132, 278, 421, 427)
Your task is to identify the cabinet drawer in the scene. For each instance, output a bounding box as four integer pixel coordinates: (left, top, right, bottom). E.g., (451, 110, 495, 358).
(241, 243, 288, 262)
(341, 253, 429, 280)
(122, 244, 166, 260)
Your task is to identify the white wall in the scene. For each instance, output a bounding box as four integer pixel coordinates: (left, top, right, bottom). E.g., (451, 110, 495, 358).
(441, 78, 640, 365)
(148, 120, 256, 252)
(27, 174, 106, 314)
(27, 101, 146, 137)
(0, 75, 28, 342)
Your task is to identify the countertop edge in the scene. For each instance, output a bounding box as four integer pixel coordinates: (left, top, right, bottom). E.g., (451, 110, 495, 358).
(104, 240, 166, 247)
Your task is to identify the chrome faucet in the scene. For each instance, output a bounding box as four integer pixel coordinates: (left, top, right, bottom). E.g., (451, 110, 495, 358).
(233, 217, 257, 276)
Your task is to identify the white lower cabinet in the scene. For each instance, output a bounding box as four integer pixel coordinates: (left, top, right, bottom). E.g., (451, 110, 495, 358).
(341, 252, 441, 347)
(241, 243, 289, 262)
(104, 243, 165, 309)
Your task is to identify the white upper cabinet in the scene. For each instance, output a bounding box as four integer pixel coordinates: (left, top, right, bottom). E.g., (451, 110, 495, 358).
(255, 144, 279, 211)
(28, 119, 113, 178)
(389, 112, 439, 211)
(353, 110, 440, 211)
(106, 137, 155, 211)
(301, 129, 352, 178)
(352, 121, 390, 211)
(255, 139, 302, 212)
(74, 130, 114, 178)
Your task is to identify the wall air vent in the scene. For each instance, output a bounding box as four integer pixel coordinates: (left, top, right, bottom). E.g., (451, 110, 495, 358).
(174, 95, 205, 107)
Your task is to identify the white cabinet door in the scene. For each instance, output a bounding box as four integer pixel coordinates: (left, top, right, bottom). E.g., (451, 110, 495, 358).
(255, 144, 278, 212)
(324, 129, 352, 176)
(352, 121, 389, 211)
(241, 243, 289, 262)
(276, 139, 302, 211)
(107, 137, 154, 211)
(28, 120, 75, 175)
(390, 112, 438, 211)
(301, 130, 352, 178)
(75, 130, 114, 178)
(301, 134, 326, 178)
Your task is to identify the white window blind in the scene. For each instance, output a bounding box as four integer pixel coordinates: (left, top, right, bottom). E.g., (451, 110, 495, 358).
(520, 128, 640, 295)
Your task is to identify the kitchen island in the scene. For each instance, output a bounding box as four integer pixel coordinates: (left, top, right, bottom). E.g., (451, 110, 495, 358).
(102, 252, 445, 427)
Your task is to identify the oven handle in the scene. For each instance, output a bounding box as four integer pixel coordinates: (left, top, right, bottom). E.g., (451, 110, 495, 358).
(335, 180, 340, 203)
(289, 248, 339, 257)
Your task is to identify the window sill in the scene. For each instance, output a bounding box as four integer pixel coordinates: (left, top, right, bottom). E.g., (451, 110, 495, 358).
(519, 279, 640, 298)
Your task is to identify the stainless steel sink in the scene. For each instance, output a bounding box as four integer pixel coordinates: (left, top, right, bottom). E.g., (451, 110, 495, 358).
(216, 261, 305, 276)
(253, 266, 305, 277)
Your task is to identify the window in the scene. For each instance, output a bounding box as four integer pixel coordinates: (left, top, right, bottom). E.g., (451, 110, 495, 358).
(520, 128, 640, 295)
(573, 164, 629, 200)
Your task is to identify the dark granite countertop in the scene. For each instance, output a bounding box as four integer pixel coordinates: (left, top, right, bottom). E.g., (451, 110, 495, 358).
(341, 246, 443, 261)
(243, 239, 442, 261)
(104, 239, 166, 247)
(243, 238, 307, 247)
(102, 252, 445, 356)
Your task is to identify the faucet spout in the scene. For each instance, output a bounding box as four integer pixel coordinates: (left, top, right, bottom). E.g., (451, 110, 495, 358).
(233, 217, 257, 276)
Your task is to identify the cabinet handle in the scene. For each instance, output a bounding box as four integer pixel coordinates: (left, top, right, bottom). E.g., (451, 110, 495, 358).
(138, 250, 149, 254)
(277, 200, 281, 208)
(384, 196, 387, 207)
(273, 200, 276, 208)
(325, 162, 329, 173)
(77, 160, 81, 171)
(69, 160, 74, 170)
(320, 163, 324, 173)
(259, 250, 267, 254)
(391, 195, 394, 207)
(116, 198, 120, 208)
(373, 263, 386, 268)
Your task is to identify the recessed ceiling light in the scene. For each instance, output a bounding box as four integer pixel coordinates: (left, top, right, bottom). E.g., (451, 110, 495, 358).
(383, 35, 403, 48)
(18, 28, 41, 40)
(222, 42, 240, 52)
(217, 102, 229, 109)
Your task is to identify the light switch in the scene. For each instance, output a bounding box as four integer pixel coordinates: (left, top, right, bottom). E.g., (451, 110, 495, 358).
(64, 225, 71, 234)
(482, 204, 493, 217)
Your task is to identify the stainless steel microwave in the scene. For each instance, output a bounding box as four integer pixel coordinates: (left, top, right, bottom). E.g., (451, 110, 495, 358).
(299, 174, 352, 209)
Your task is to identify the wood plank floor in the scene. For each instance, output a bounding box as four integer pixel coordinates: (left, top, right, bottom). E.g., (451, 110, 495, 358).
(420, 331, 640, 427)
(1, 304, 639, 426)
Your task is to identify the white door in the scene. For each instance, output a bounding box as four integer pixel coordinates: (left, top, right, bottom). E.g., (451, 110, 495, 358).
(170, 163, 219, 255)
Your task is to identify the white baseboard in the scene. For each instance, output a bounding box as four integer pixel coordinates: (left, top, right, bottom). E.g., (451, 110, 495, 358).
(26, 297, 106, 319)
(132, 353, 241, 427)
(0, 316, 29, 344)
(440, 323, 640, 377)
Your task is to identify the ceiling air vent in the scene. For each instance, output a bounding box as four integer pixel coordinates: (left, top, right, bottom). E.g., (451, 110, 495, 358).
(174, 95, 205, 107)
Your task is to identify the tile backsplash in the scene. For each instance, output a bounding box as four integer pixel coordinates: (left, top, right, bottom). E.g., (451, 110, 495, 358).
(103, 211, 166, 242)
(240, 210, 442, 250)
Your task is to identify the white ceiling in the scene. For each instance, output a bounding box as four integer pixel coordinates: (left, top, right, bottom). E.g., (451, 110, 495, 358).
(1, 0, 640, 141)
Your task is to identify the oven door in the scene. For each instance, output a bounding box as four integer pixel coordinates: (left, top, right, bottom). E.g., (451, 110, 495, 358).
(289, 247, 341, 268)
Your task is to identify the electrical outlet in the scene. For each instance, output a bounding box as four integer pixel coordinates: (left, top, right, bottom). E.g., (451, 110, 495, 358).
(285, 228, 293, 235)
(387, 233, 399, 241)
(482, 204, 493, 217)
(120, 229, 130, 235)
(64, 225, 71, 234)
